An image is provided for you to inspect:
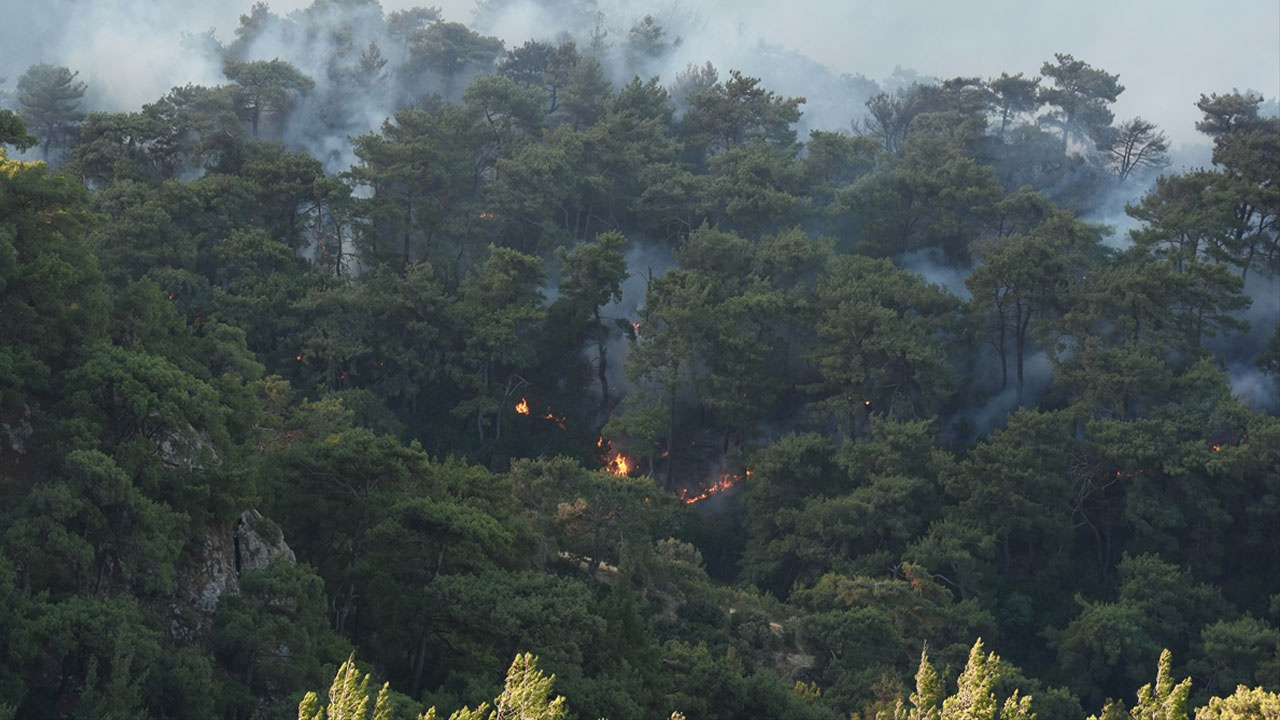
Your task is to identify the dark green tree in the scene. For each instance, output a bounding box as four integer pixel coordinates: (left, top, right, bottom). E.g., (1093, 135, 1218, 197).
(222, 59, 315, 138)
(15, 63, 86, 160)
(558, 231, 628, 406)
(988, 72, 1041, 141)
(1038, 53, 1124, 154)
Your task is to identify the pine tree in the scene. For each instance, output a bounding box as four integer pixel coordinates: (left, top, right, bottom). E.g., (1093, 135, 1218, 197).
(1195, 686, 1280, 719)
(298, 653, 399, 720)
(1088, 649, 1191, 720)
(15, 62, 86, 160)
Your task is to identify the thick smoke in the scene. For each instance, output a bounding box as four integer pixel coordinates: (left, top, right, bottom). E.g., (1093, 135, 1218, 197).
(897, 247, 972, 301)
(0, 0, 228, 112)
(3, 0, 1275, 439)
(594, 236, 677, 401)
(6, 0, 1273, 171)
(954, 350, 1056, 440)
(1217, 272, 1280, 413)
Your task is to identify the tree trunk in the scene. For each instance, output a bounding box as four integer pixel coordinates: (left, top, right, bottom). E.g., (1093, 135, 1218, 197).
(476, 367, 487, 445)
(1015, 303, 1030, 405)
(595, 308, 609, 407)
(336, 582, 356, 634)
(997, 299, 1009, 391)
(403, 198, 413, 269)
(410, 624, 431, 699)
(665, 385, 677, 489)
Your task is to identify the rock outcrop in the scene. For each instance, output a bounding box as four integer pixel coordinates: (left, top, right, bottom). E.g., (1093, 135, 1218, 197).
(167, 508, 296, 642)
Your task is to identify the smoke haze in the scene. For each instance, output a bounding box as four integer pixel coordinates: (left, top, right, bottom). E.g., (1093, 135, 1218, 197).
(4, 0, 1277, 152)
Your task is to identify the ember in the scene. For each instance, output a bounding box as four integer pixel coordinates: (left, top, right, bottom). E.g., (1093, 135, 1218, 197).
(679, 472, 743, 505)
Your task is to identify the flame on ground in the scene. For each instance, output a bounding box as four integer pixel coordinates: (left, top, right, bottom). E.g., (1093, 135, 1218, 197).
(606, 454, 631, 476)
(679, 472, 745, 505)
(515, 398, 529, 415)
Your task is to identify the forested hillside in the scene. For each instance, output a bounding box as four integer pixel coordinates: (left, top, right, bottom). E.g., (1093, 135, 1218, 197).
(1, 2, 1278, 719)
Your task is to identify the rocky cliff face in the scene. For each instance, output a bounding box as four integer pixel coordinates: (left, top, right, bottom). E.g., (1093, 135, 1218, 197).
(0, 403, 35, 483)
(167, 508, 296, 642)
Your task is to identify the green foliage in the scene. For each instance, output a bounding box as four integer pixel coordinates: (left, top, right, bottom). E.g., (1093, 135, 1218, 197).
(297, 653, 395, 720)
(893, 639, 1033, 720)
(1087, 649, 1191, 720)
(222, 59, 315, 138)
(1194, 686, 1280, 720)
(681, 70, 804, 164)
(0, 110, 36, 151)
(15, 63, 86, 159)
(808, 255, 958, 437)
(1037, 53, 1124, 152)
(1, 11, 1276, 720)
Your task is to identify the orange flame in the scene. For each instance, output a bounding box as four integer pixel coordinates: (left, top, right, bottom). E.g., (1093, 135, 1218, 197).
(606, 454, 631, 476)
(515, 398, 530, 415)
(597, 436, 604, 448)
(1211, 444, 1221, 452)
(679, 473, 742, 504)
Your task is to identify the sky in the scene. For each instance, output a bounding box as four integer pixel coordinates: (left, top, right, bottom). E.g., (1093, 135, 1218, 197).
(1, 0, 1277, 147)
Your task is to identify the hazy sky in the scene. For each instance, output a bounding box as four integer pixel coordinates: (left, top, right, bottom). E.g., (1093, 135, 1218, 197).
(2, 0, 1276, 147)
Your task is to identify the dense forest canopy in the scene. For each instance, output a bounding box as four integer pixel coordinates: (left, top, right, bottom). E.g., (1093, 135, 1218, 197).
(1, 1, 1278, 719)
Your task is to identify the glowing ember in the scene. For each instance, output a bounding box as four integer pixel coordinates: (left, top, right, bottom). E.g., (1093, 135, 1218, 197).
(515, 398, 530, 415)
(606, 454, 631, 476)
(1211, 444, 1221, 452)
(679, 473, 743, 504)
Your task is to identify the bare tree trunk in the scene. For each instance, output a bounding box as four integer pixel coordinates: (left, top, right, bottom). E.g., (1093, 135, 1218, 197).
(595, 308, 610, 407)
(410, 624, 431, 698)
(1015, 303, 1030, 405)
(665, 384, 677, 489)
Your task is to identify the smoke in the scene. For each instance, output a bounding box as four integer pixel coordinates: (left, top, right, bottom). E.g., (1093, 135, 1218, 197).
(897, 247, 972, 301)
(1228, 364, 1279, 413)
(1216, 272, 1280, 413)
(0, 0, 228, 112)
(4, 0, 1276, 153)
(4, 0, 1275, 433)
(952, 350, 1055, 441)
(591, 235, 676, 401)
(1073, 128, 1225, 251)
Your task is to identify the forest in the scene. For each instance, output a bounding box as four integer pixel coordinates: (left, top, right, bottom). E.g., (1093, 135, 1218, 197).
(0, 1, 1278, 718)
